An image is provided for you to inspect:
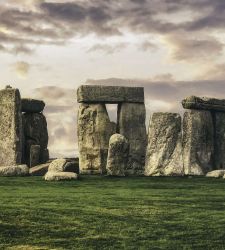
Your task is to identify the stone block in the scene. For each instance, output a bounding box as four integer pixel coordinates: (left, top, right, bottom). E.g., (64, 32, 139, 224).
(117, 103, 147, 175)
(0, 88, 22, 166)
(22, 98, 45, 113)
(182, 96, 225, 112)
(78, 103, 116, 174)
(77, 85, 144, 103)
(183, 110, 214, 175)
(145, 112, 183, 176)
(106, 134, 129, 176)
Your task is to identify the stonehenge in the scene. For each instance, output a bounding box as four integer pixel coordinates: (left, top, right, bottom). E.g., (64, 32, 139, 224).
(77, 85, 147, 175)
(0, 86, 49, 176)
(2, 84, 225, 179)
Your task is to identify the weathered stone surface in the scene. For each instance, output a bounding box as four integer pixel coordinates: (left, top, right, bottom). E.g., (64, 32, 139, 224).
(213, 112, 225, 169)
(23, 113, 49, 166)
(106, 134, 129, 176)
(0, 88, 22, 166)
(77, 85, 144, 103)
(78, 103, 116, 174)
(182, 96, 225, 112)
(117, 103, 147, 175)
(48, 158, 67, 172)
(0, 165, 29, 177)
(22, 98, 45, 113)
(145, 113, 183, 176)
(183, 110, 214, 175)
(30, 145, 40, 167)
(64, 161, 79, 174)
(44, 171, 78, 181)
(206, 170, 225, 178)
(29, 163, 49, 176)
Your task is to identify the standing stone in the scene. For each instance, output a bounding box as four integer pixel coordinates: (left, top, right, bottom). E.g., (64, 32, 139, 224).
(0, 88, 22, 165)
(145, 113, 183, 176)
(23, 113, 49, 166)
(183, 110, 214, 175)
(106, 134, 129, 176)
(213, 112, 225, 169)
(78, 103, 116, 174)
(117, 103, 147, 175)
(30, 145, 40, 167)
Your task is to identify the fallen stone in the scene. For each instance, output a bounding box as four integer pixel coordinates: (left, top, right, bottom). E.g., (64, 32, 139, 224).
(0, 165, 29, 177)
(44, 171, 78, 181)
(22, 98, 45, 113)
(64, 161, 79, 174)
(29, 163, 49, 176)
(182, 96, 225, 112)
(106, 134, 129, 176)
(183, 110, 214, 175)
(206, 170, 225, 178)
(213, 112, 225, 169)
(78, 103, 116, 174)
(117, 103, 147, 175)
(77, 85, 144, 103)
(30, 145, 40, 167)
(0, 88, 23, 166)
(48, 158, 67, 172)
(145, 113, 184, 176)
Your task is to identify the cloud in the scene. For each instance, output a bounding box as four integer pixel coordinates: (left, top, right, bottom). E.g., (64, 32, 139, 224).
(0, 0, 224, 56)
(164, 34, 224, 62)
(87, 43, 127, 54)
(11, 61, 30, 78)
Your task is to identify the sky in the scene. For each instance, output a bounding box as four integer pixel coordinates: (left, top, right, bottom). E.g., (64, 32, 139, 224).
(1, 0, 225, 157)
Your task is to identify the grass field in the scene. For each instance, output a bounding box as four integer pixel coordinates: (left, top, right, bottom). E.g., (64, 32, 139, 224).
(0, 176, 225, 250)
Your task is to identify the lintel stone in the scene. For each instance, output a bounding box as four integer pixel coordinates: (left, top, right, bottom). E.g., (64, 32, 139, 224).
(182, 96, 225, 112)
(77, 85, 144, 103)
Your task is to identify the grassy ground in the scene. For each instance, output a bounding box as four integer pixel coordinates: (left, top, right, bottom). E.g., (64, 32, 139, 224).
(0, 176, 225, 250)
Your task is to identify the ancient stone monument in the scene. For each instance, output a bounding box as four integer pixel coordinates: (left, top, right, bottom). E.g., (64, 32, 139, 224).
(182, 96, 225, 174)
(106, 134, 129, 176)
(0, 87, 23, 166)
(0, 87, 49, 176)
(77, 85, 147, 175)
(145, 112, 183, 176)
(22, 98, 49, 167)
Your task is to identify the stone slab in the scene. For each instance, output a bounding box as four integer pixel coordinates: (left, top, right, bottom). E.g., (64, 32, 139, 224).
(106, 134, 129, 176)
(44, 171, 78, 181)
(183, 110, 214, 175)
(117, 103, 147, 175)
(29, 163, 49, 176)
(206, 170, 225, 178)
(0, 165, 29, 177)
(182, 96, 225, 112)
(213, 112, 225, 169)
(22, 98, 45, 113)
(145, 113, 183, 176)
(78, 103, 116, 174)
(77, 85, 144, 103)
(0, 88, 22, 166)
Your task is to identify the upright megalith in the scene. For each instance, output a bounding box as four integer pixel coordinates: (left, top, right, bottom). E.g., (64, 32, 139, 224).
(22, 99, 49, 167)
(183, 110, 214, 175)
(213, 112, 225, 169)
(106, 134, 129, 176)
(145, 112, 183, 176)
(0, 87, 22, 165)
(117, 103, 147, 175)
(78, 103, 116, 174)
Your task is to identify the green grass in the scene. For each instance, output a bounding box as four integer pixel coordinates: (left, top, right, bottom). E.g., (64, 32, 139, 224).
(0, 176, 225, 250)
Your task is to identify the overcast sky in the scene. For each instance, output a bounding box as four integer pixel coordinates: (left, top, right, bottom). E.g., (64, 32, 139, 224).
(1, 0, 225, 157)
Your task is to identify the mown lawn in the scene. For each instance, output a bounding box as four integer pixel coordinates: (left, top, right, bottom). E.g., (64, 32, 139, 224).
(0, 176, 225, 250)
